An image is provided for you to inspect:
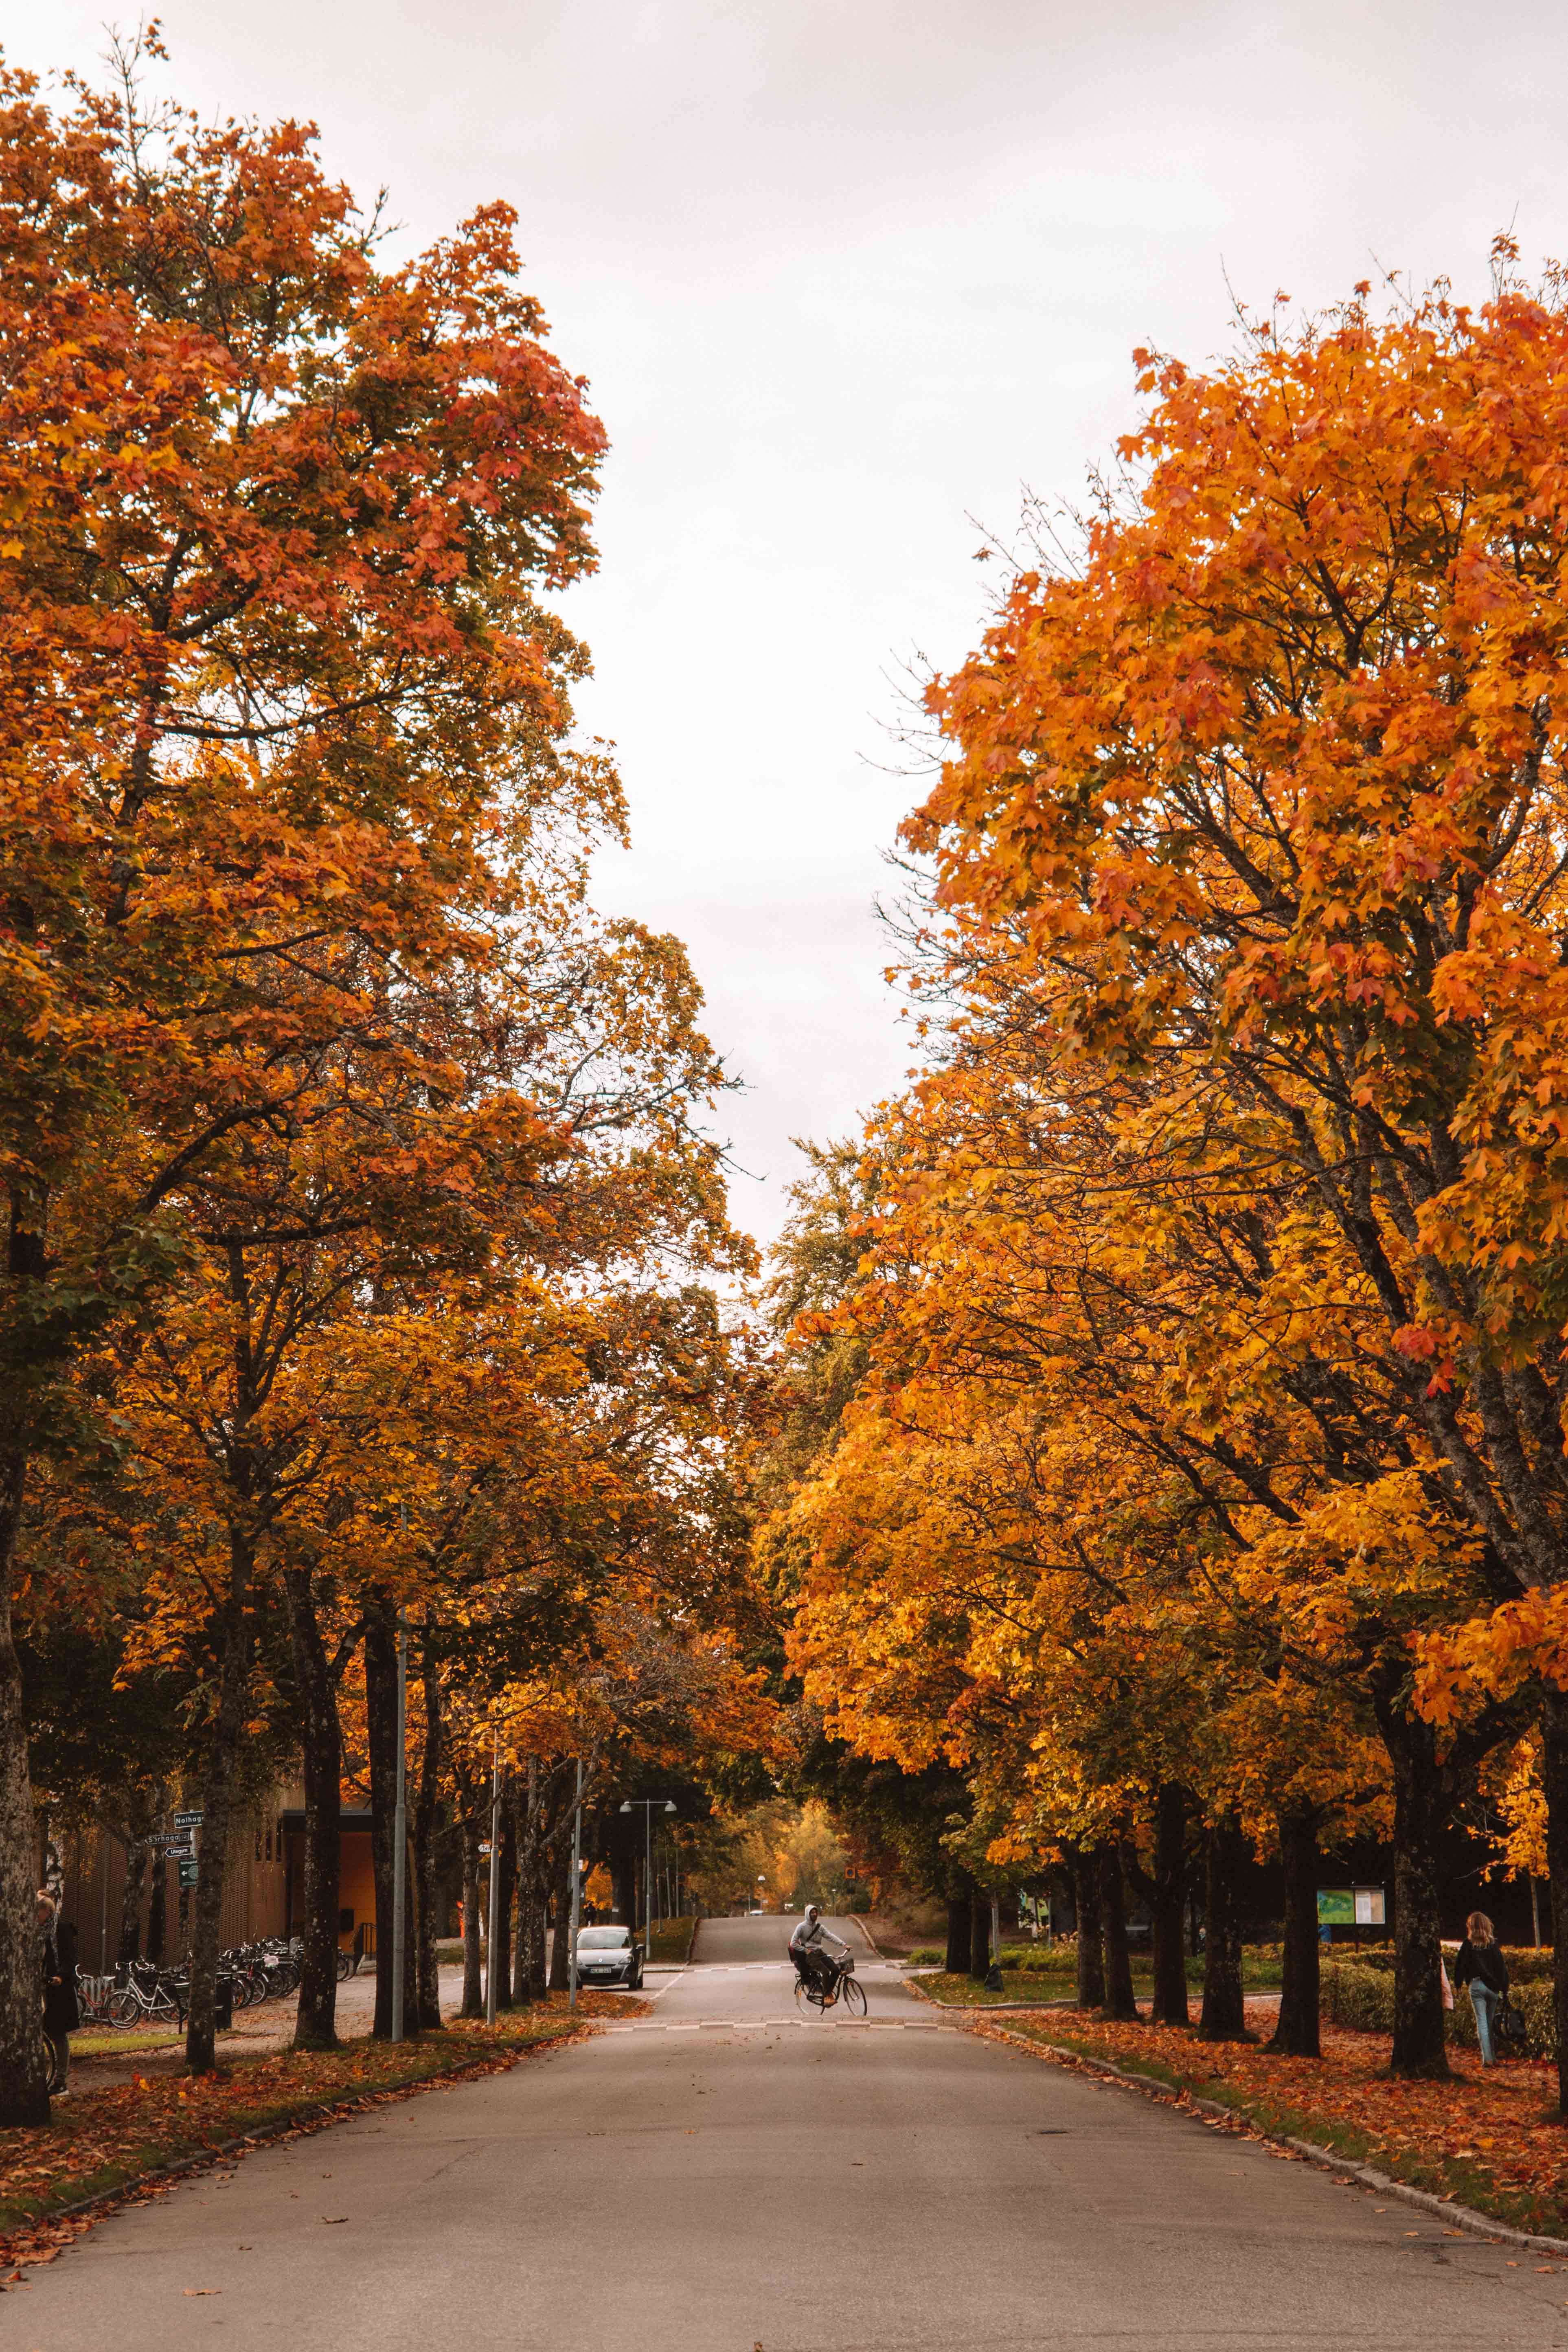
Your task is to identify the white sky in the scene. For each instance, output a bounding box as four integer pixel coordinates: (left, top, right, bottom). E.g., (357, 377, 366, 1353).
(11, 0, 1568, 1246)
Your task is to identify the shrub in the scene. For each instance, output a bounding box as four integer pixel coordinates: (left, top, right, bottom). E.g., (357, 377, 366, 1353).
(1320, 1960, 1395, 2034)
(1323, 1955, 1559, 2058)
(1448, 1976, 1557, 2060)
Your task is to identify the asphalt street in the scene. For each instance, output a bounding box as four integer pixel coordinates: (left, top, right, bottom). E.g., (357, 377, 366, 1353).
(17, 1913, 1568, 2350)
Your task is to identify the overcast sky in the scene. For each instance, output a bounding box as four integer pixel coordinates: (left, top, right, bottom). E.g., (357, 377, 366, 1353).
(11, 0, 1568, 1247)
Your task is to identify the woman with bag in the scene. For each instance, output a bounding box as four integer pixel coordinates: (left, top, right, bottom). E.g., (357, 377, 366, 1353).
(1453, 1910, 1509, 2065)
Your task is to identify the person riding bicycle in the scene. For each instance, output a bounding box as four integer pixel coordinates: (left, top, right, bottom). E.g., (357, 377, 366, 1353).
(789, 1904, 849, 1998)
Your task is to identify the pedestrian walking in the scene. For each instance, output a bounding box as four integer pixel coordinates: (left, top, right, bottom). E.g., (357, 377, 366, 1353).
(1453, 1910, 1509, 2065)
(38, 1892, 79, 2094)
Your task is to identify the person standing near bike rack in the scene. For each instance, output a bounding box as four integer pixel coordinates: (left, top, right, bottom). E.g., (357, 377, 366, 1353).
(37, 1892, 78, 2095)
(789, 1904, 851, 1999)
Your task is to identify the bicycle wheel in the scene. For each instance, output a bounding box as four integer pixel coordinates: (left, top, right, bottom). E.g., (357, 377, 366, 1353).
(794, 1978, 824, 2019)
(106, 1986, 143, 2028)
(839, 1974, 867, 2017)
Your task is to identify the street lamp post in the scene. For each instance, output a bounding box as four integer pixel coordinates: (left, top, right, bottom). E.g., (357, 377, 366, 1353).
(620, 1798, 676, 1959)
(568, 1759, 585, 2011)
(391, 1610, 407, 2042)
(485, 1729, 502, 2027)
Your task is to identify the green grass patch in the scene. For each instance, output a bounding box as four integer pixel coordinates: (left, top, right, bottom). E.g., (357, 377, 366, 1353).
(647, 1915, 697, 1964)
(72, 2027, 184, 2058)
(910, 1971, 1073, 2007)
(908, 1948, 1284, 1989)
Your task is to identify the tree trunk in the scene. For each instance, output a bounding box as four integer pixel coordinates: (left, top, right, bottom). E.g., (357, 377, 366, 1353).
(1072, 1848, 1105, 2008)
(1149, 1786, 1189, 2026)
(493, 1799, 515, 2010)
(1100, 1843, 1137, 2018)
(0, 1432, 50, 2124)
(460, 1815, 483, 2019)
(451, 1751, 483, 2021)
(945, 1891, 969, 1974)
(1542, 1684, 1568, 2119)
(1270, 1805, 1321, 2059)
(610, 1839, 635, 1933)
(519, 1757, 560, 2001)
(115, 1808, 154, 1967)
(412, 1650, 443, 2032)
(526, 1875, 547, 2000)
(1374, 1684, 1450, 2079)
(548, 1836, 571, 1991)
(365, 1592, 400, 2039)
(967, 1885, 989, 1981)
(283, 1566, 342, 2051)
(518, 1769, 546, 2003)
(147, 1852, 167, 1966)
(1198, 1814, 1249, 2043)
(185, 1535, 254, 2073)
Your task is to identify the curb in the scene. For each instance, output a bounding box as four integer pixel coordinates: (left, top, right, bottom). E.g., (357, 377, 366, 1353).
(971, 2021, 1568, 2257)
(0, 2023, 594, 2273)
(853, 1918, 882, 1957)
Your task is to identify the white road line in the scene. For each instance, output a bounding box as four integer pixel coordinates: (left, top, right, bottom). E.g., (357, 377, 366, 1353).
(598, 2017, 958, 2034)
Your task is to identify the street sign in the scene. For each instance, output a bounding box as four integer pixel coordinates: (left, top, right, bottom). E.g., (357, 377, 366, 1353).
(174, 1809, 203, 1828)
(178, 1858, 199, 1888)
(155, 1837, 192, 1855)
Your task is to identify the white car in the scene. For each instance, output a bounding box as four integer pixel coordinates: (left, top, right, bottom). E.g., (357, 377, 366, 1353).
(574, 1924, 644, 1988)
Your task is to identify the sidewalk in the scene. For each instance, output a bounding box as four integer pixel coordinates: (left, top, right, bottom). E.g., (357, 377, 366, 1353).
(69, 1963, 568, 2090)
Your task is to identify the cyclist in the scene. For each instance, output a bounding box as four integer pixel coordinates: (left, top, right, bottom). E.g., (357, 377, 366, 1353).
(789, 1903, 849, 1999)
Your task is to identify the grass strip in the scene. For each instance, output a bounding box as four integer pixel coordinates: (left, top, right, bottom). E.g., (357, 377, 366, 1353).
(647, 1916, 697, 1965)
(982, 2008, 1568, 2242)
(907, 1971, 1076, 2008)
(0, 1989, 636, 2260)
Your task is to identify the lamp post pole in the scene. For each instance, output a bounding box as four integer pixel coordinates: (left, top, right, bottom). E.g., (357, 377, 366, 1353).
(568, 1759, 585, 2011)
(391, 1610, 407, 2042)
(485, 1730, 502, 2026)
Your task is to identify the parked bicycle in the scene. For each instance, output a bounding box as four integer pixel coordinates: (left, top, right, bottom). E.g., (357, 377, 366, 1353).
(105, 1960, 187, 2029)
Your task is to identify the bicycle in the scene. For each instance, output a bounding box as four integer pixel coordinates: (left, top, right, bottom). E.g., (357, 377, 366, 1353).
(73, 1968, 119, 2029)
(793, 1953, 867, 2019)
(107, 1959, 192, 2030)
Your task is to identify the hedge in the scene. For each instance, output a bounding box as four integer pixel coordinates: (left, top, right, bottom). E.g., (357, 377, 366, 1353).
(1323, 1957, 1559, 2060)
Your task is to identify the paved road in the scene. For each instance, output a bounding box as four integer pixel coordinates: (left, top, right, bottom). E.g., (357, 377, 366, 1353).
(19, 1913, 1568, 2349)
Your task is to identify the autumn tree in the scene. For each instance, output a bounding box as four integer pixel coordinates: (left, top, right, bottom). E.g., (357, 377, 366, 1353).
(0, 31, 627, 2116)
(884, 255, 1568, 2093)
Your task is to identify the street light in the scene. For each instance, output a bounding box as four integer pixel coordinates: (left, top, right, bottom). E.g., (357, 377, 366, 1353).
(620, 1798, 677, 1957)
(391, 1609, 407, 2042)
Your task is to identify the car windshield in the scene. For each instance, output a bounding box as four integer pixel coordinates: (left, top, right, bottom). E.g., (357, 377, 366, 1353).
(577, 1928, 629, 1949)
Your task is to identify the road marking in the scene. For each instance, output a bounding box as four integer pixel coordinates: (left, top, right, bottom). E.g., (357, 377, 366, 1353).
(599, 2017, 958, 2034)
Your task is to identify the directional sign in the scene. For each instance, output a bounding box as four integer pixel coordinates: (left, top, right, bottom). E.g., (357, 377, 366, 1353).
(174, 1810, 204, 1830)
(178, 1858, 199, 1888)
